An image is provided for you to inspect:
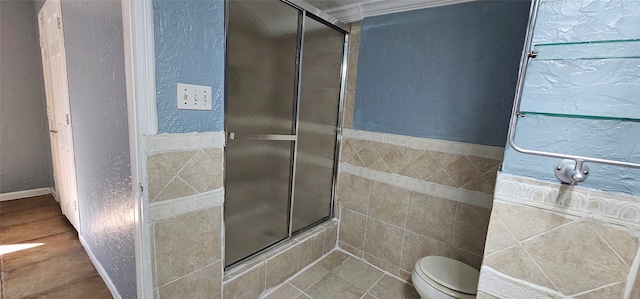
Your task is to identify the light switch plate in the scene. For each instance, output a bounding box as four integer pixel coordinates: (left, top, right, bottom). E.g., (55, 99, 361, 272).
(177, 83, 212, 110)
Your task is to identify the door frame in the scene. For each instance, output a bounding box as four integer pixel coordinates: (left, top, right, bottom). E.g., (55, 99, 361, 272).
(121, 0, 157, 297)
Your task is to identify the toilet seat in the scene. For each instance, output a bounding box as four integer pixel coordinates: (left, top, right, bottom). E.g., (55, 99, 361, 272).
(414, 256, 479, 299)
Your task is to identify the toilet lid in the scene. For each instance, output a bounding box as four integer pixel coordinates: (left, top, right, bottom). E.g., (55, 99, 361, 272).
(418, 256, 480, 295)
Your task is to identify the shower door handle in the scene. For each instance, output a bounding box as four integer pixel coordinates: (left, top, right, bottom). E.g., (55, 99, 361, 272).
(228, 133, 297, 141)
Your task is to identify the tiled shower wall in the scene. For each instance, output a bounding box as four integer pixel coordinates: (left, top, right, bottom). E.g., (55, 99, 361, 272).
(336, 129, 501, 281)
(478, 174, 640, 298)
(338, 21, 502, 281)
(145, 133, 225, 298)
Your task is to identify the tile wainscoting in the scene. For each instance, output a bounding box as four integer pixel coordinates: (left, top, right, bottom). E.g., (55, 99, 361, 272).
(479, 173, 640, 299)
(336, 129, 504, 281)
(223, 221, 338, 299)
(145, 132, 225, 298)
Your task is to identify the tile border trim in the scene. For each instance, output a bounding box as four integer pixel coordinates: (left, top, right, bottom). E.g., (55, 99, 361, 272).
(339, 163, 494, 209)
(149, 188, 224, 222)
(495, 173, 640, 228)
(478, 266, 561, 299)
(342, 129, 505, 160)
(144, 132, 225, 154)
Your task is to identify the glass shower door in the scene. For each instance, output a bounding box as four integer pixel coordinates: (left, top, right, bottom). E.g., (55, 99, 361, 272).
(291, 16, 345, 232)
(225, 0, 300, 267)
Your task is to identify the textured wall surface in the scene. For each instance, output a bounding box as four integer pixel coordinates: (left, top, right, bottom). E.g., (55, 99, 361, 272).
(503, 0, 640, 194)
(352, 1, 530, 146)
(61, 1, 136, 298)
(153, 0, 224, 133)
(0, 0, 53, 194)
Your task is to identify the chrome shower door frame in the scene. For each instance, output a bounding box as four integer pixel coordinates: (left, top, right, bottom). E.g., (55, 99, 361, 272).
(223, 0, 349, 269)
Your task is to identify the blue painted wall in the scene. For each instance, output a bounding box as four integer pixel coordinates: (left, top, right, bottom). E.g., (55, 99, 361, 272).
(352, 1, 531, 146)
(154, 0, 224, 133)
(503, 0, 640, 195)
(61, 1, 136, 297)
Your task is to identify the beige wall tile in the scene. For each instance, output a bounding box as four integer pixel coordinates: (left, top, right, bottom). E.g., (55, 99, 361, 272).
(178, 150, 219, 192)
(154, 207, 221, 286)
(339, 209, 367, 249)
(365, 253, 400, 277)
(369, 181, 409, 227)
(337, 173, 370, 215)
(340, 241, 364, 258)
(147, 150, 195, 200)
(324, 223, 338, 254)
(357, 144, 384, 168)
(364, 218, 403, 266)
(492, 202, 572, 241)
(448, 247, 484, 271)
(444, 157, 482, 188)
(483, 217, 518, 255)
(462, 176, 494, 195)
(574, 282, 625, 299)
(522, 221, 629, 295)
(382, 146, 411, 174)
(299, 232, 325, 270)
(265, 245, 300, 289)
(410, 151, 444, 180)
(424, 169, 457, 188)
(203, 148, 224, 190)
(341, 139, 357, 162)
(346, 153, 366, 168)
(158, 261, 221, 299)
(342, 89, 356, 129)
(466, 156, 501, 174)
(483, 244, 557, 291)
(223, 263, 266, 299)
(400, 231, 448, 272)
(406, 192, 456, 243)
(369, 159, 392, 173)
(153, 176, 199, 203)
(589, 223, 639, 266)
(452, 203, 491, 255)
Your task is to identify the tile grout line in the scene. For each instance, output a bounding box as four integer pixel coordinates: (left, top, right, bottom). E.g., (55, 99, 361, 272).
(360, 274, 385, 299)
(518, 243, 561, 292)
(151, 149, 198, 202)
(570, 281, 622, 298)
(588, 224, 631, 267)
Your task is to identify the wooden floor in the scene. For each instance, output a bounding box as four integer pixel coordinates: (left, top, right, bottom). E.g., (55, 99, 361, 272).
(0, 195, 112, 299)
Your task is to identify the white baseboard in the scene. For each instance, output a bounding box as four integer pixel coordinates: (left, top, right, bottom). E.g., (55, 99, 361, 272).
(0, 187, 52, 202)
(79, 236, 123, 299)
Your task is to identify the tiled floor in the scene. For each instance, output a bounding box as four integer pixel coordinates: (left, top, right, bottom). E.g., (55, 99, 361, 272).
(262, 250, 420, 299)
(0, 195, 112, 299)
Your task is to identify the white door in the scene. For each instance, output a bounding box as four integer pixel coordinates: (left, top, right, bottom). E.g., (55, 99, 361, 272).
(38, 0, 80, 232)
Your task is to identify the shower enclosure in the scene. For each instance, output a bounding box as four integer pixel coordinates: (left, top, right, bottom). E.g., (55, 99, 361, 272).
(224, 0, 347, 268)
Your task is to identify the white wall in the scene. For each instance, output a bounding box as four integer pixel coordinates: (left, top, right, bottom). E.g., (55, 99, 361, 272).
(59, 0, 136, 297)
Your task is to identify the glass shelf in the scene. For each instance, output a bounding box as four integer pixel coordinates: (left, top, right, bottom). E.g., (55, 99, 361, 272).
(518, 111, 640, 123)
(533, 39, 640, 60)
(513, 112, 640, 163)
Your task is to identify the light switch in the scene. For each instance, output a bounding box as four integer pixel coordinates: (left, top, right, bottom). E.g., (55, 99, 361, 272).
(177, 83, 213, 110)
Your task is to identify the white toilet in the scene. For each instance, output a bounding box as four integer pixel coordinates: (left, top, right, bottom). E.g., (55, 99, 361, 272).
(412, 256, 480, 299)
